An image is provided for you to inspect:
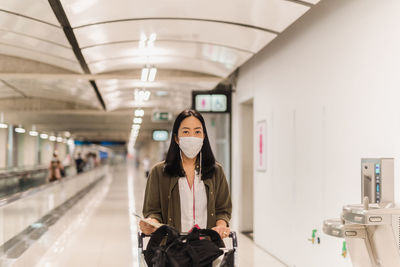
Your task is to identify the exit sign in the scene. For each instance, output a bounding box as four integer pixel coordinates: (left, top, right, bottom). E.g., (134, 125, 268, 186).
(152, 111, 172, 122)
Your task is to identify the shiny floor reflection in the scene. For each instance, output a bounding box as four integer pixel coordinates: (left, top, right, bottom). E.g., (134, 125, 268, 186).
(11, 162, 285, 267)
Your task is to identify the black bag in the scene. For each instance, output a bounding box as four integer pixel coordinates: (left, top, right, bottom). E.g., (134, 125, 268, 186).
(220, 249, 235, 267)
(145, 225, 224, 267)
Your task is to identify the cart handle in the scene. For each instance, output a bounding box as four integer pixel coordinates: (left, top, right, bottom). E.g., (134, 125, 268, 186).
(138, 231, 238, 249)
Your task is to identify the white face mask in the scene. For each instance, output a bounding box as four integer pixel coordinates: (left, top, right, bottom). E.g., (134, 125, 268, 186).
(178, 137, 203, 159)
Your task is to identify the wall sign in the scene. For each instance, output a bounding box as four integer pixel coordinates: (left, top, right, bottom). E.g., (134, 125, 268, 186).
(195, 94, 212, 112)
(256, 120, 267, 172)
(152, 111, 172, 122)
(192, 89, 231, 113)
(152, 130, 169, 141)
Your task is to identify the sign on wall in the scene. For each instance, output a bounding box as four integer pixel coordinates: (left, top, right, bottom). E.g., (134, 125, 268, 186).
(152, 111, 172, 122)
(152, 130, 169, 141)
(192, 89, 231, 113)
(256, 120, 267, 172)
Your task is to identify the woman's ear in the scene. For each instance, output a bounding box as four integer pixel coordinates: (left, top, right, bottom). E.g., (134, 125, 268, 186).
(174, 134, 179, 145)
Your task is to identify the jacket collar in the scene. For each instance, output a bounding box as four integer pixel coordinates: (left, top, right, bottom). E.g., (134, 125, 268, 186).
(169, 176, 180, 193)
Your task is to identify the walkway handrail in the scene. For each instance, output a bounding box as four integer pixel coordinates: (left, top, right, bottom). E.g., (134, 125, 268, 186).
(0, 165, 99, 208)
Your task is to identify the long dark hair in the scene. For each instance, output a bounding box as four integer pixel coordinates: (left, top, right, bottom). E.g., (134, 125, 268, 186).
(164, 109, 216, 180)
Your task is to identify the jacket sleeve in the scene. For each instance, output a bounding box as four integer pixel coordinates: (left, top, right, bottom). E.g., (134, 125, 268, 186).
(142, 166, 163, 223)
(214, 165, 232, 226)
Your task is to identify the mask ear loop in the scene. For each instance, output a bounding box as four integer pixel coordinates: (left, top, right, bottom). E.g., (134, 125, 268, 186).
(199, 152, 202, 180)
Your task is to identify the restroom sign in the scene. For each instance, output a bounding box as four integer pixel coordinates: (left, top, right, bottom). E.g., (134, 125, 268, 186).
(192, 90, 231, 113)
(256, 120, 267, 172)
(195, 95, 212, 112)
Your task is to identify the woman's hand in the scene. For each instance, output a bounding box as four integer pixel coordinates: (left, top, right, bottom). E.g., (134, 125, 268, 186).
(139, 218, 159, 235)
(212, 220, 230, 239)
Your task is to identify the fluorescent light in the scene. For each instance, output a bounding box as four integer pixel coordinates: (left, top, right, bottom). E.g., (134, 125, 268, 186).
(56, 137, 63, 142)
(49, 136, 56, 142)
(67, 139, 74, 145)
(15, 127, 25, 133)
(133, 118, 143, 124)
(148, 33, 157, 48)
(149, 33, 157, 42)
(139, 34, 147, 48)
(134, 89, 151, 102)
(64, 132, 71, 138)
(132, 124, 141, 130)
(148, 67, 157, 82)
(144, 91, 151, 101)
(0, 123, 7, 129)
(40, 133, 48, 139)
(141, 68, 149, 82)
(134, 109, 144, 117)
(29, 130, 38, 136)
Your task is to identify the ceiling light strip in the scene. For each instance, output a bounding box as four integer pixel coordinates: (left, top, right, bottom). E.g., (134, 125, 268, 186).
(48, 0, 106, 110)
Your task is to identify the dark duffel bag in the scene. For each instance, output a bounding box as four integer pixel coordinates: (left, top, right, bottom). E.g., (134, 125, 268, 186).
(144, 225, 224, 267)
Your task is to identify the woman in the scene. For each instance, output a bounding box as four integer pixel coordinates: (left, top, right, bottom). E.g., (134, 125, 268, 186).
(140, 109, 232, 239)
(47, 152, 64, 182)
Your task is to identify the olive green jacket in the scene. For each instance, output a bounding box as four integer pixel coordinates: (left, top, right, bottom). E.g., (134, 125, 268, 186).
(142, 161, 232, 232)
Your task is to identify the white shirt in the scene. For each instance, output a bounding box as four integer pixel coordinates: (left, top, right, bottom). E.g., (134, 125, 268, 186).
(178, 171, 208, 232)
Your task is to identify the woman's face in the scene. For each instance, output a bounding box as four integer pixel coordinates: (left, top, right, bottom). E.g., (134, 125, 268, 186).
(176, 116, 204, 143)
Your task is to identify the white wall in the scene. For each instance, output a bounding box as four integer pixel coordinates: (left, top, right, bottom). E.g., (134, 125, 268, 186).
(232, 0, 400, 266)
(0, 128, 6, 168)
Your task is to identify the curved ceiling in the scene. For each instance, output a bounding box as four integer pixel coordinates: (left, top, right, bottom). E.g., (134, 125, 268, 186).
(62, 0, 309, 32)
(0, 0, 319, 141)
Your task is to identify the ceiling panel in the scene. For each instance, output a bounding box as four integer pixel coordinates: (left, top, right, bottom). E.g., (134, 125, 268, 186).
(0, 30, 76, 60)
(4, 79, 101, 108)
(0, 0, 59, 25)
(0, 44, 82, 73)
(83, 41, 251, 72)
(96, 79, 217, 93)
(88, 56, 246, 77)
(301, 0, 320, 4)
(63, 0, 309, 33)
(0, 12, 69, 47)
(105, 98, 190, 111)
(0, 80, 22, 99)
(74, 19, 276, 53)
(96, 79, 195, 111)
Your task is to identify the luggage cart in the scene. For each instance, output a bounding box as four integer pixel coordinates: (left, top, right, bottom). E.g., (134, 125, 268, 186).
(138, 231, 238, 266)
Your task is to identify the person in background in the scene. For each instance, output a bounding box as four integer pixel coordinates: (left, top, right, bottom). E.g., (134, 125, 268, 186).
(48, 152, 64, 182)
(84, 152, 94, 171)
(92, 153, 100, 167)
(75, 153, 84, 173)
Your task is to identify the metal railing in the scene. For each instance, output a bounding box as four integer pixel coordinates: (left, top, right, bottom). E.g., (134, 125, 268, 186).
(0, 165, 74, 198)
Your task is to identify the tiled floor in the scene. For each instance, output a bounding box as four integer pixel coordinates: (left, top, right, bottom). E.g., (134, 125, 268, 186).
(15, 162, 286, 267)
